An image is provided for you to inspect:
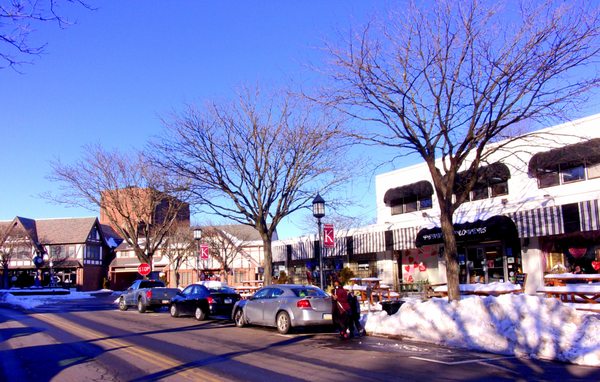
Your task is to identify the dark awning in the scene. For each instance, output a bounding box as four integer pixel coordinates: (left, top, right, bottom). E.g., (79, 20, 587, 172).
(455, 162, 510, 192)
(384, 181, 433, 206)
(528, 138, 600, 176)
(415, 215, 518, 247)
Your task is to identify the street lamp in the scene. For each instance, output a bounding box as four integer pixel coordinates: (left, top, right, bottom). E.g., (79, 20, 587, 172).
(312, 193, 325, 289)
(193, 228, 202, 281)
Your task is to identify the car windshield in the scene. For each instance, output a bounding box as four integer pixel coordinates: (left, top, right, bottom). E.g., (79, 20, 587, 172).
(209, 287, 236, 294)
(291, 287, 327, 298)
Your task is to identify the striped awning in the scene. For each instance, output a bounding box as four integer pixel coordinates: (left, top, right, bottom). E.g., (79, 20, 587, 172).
(507, 206, 563, 238)
(392, 226, 419, 250)
(272, 245, 287, 262)
(353, 230, 386, 255)
(290, 240, 315, 260)
(579, 199, 600, 231)
(324, 236, 348, 258)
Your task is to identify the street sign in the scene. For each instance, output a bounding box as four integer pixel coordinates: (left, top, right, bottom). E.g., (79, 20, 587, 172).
(200, 244, 209, 260)
(138, 263, 151, 276)
(324, 224, 335, 248)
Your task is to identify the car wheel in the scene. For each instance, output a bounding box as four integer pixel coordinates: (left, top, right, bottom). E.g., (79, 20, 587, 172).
(118, 297, 128, 311)
(137, 299, 146, 313)
(170, 304, 179, 317)
(276, 311, 291, 334)
(234, 309, 245, 327)
(195, 306, 207, 321)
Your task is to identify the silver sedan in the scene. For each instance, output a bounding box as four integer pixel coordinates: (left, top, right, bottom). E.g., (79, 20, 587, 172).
(232, 284, 333, 334)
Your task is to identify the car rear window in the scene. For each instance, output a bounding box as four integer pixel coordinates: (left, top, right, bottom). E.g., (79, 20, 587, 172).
(140, 281, 165, 288)
(291, 288, 327, 298)
(209, 287, 236, 294)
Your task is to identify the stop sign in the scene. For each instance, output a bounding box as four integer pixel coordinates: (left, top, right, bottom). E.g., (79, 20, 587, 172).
(138, 263, 151, 276)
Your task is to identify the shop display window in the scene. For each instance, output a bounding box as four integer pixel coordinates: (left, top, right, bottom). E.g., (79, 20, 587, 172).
(545, 251, 566, 273)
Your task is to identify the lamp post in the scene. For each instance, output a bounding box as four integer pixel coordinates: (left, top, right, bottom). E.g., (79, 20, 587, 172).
(193, 228, 202, 282)
(312, 193, 326, 290)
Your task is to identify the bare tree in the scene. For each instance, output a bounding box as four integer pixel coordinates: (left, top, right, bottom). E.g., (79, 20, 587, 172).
(162, 223, 194, 288)
(322, 0, 600, 300)
(47, 145, 190, 269)
(200, 226, 257, 280)
(155, 89, 352, 285)
(0, 0, 91, 69)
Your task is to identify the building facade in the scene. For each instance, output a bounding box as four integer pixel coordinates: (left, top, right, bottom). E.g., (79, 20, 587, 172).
(273, 113, 600, 294)
(0, 216, 118, 291)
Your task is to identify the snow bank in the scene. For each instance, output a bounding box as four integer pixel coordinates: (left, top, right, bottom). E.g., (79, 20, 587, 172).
(0, 290, 94, 309)
(364, 294, 600, 367)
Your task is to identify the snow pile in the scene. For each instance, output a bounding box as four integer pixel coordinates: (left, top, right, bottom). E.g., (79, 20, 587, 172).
(0, 290, 94, 309)
(365, 294, 600, 366)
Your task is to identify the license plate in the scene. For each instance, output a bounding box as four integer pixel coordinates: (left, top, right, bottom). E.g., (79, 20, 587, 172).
(162, 300, 169, 304)
(224, 298, 233, 304)
(323, 313, 332, 320)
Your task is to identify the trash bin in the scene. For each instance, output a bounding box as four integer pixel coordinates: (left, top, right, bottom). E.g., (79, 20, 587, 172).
(380, 300, 404, 315)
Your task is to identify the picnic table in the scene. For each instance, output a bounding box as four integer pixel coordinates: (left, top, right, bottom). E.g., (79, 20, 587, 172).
(544, 273, 600, 286)
(233, 285, 261, 299)
(345, 278, 396, 304)
(432, 282, 522, 297)
(537, 284, 600, 304)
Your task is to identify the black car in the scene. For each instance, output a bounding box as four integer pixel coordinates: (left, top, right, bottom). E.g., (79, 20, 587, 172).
(169, 284, 211, 320)
(169, 284, 241, 320)
(207, 286, 241, 317)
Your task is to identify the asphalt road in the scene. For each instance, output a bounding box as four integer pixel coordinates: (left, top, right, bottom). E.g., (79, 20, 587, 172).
(1, 293, 599, 382)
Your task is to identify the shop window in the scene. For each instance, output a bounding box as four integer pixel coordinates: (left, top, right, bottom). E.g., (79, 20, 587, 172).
(562, 165, 585, 183)
(588, 162, 600, 179)
(545, 251, 567, 273)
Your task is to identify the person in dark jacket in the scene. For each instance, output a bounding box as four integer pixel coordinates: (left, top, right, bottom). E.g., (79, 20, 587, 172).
(332, 280, 351, 338)
(347, 291, 365, 337)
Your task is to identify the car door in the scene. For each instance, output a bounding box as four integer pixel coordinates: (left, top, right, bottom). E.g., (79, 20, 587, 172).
(244, 288, 271, 325)
(261, 288, 285, 326)
(179, 285, 195, 315)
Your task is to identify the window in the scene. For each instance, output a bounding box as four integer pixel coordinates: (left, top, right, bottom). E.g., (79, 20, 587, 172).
(562, 203, 581, 234)
(390, 196, 432, 215)
(88, 227, 100, 241)
(562, 165, 585, 183)
(538, 170, 560, 188)
(588, 163, 600, 179)
(67, 245, 76, 257)
(471, 186, 489, 201)
(491, 181, 509, 197)
(85, 245, 101, 260)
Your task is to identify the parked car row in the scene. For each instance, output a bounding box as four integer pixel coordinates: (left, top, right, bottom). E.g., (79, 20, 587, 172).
(118, 281, 334, 334)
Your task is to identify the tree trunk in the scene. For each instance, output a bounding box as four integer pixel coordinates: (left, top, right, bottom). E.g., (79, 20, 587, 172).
(175, 270, 180, 288)
(440, 211, 460, 301)
(262, 235, 273, 286)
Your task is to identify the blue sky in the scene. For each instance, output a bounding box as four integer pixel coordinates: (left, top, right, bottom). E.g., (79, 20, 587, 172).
(2, 1, 600, 239)
(0, 1, 396, 238)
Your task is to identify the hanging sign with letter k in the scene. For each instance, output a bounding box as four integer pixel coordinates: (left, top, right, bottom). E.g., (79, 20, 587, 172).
(323, 224, 335, 248)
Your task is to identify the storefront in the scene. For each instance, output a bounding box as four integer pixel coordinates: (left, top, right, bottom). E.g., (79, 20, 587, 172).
(415, 216, 522, 284)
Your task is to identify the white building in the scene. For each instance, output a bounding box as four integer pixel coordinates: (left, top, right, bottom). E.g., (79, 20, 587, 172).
(274, 113, 600, 293)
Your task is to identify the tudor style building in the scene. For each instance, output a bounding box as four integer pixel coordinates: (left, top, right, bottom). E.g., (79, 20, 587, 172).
(0, 216, 120, 290)
(273, 113, 600, 294)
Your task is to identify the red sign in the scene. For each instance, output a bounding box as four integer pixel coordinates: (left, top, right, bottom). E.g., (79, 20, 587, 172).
(138, 263, 151, 276)
(200, 244, 209, 260)
(323, 224, 335, 248)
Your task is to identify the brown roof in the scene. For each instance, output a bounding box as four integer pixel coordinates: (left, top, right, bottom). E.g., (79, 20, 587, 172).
(209, 224, 264, 242)
(35, 217, 98, 244)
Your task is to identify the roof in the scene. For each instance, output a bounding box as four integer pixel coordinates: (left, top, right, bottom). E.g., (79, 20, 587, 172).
(209, 225, 263, 242)
(34, 217, 98, 244)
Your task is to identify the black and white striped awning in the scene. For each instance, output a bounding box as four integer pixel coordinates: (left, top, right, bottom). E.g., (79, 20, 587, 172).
(392, 226, 419, 250)
(580, 199, 600, 231)
(506, 206, 563, 238)
(352, 230, 386, 254)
